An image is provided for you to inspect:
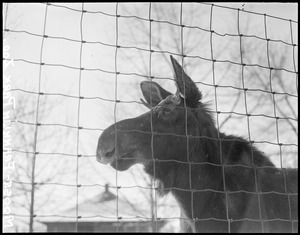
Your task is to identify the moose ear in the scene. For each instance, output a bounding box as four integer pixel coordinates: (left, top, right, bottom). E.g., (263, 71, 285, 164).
(140, 81, 173, 107)
(170, 55, 202, 107)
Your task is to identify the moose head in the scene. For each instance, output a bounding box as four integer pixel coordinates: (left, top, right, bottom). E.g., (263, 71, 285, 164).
(96, 55, 216, 172)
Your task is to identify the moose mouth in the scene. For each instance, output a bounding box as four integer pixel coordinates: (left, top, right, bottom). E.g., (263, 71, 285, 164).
(111, 151, 136, 171)
(99, 148, 136, 171)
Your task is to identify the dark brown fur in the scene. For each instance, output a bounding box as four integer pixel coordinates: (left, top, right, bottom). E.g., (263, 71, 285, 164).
(97, 56, 298, 232)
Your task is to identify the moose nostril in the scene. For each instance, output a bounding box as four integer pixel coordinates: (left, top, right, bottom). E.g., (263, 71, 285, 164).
(105, 148, 115, 158)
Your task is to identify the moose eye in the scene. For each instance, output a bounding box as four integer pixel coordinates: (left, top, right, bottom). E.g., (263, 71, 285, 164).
(158, 107, 172, 118)
(163, 108, 171, 114)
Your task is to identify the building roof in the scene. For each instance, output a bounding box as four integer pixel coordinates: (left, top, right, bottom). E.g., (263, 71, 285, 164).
(39, 184, 151, 223)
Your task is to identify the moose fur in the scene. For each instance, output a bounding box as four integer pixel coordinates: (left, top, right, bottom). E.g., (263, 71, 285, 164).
(97, 56, 298, 232)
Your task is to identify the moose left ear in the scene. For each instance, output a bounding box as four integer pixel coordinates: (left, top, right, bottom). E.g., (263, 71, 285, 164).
(140, 81, 173, 108)
(170, 55, 202, 107)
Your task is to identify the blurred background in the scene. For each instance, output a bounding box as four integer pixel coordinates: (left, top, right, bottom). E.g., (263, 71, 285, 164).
(3, 2, 298, 232)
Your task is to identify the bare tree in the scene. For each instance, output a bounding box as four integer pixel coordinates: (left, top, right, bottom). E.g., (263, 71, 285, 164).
(8, 90, 75, 232)
(221, 27, 298, 167)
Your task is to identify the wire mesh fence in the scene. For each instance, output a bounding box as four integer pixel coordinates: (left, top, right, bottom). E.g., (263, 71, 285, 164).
(3, 2, 298, 233)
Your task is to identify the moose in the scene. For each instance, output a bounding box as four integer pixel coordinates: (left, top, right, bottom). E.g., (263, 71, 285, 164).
(96, 56, 298, 232)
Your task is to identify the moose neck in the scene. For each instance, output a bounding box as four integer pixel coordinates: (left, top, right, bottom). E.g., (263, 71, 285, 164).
(146, 130, 225, 227)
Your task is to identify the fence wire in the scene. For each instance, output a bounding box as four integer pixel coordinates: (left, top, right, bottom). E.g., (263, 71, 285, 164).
(3, 2, 298, 233)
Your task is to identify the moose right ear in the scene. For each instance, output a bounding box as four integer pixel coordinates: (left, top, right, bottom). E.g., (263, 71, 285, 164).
(140, 81, 173, 107)
(170, 55, 202, 108)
